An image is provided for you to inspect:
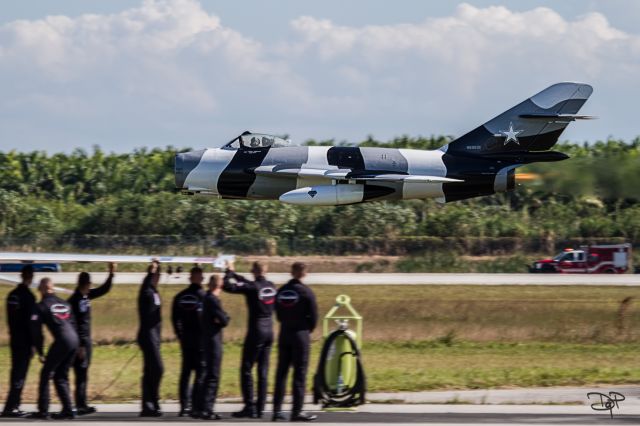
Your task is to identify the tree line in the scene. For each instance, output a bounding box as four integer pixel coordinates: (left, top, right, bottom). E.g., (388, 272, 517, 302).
(1, 137, 640, 253)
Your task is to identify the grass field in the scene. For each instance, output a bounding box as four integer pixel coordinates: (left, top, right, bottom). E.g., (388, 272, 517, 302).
(2, 284, 640, 344)
(0, 341, 639, 403)
(1, 284, 640, 401)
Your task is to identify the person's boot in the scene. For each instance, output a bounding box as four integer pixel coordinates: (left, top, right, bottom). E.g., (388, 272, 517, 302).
(140, 409, 163, 417)
(52, 410, 76, 420)
(1, 409, 29, 418)
(28, 411, 50, 420)
(232, 405, 257, 418)
(272, 411, 288, 421)
(178, 407, 191, 417)
(290, 412, 317, 422)
(200, 411, 222, 420)
(77, 406, 97, 416)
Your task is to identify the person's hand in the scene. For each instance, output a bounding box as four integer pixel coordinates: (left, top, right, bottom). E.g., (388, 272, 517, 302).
(108, 262, 117, 274)
(226, 260, 235, 272)
(77, 347, 86, 361)
(38, 355, 45, 364)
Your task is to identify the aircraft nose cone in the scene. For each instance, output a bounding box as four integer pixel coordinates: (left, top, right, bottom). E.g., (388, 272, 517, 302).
(175, 149, 206, 189)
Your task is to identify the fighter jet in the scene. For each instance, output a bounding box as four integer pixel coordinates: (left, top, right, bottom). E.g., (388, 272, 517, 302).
(175, 82, 593, 206)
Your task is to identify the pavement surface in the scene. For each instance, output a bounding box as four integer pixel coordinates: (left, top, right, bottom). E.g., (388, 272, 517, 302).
(1, 402, 638, 425)
(2, 272, 639, 286)
(366, 386, 640, 405)
(2, 388, 639, 425)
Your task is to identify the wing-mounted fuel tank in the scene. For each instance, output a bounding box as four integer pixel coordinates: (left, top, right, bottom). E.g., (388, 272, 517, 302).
(279, 184, 394, 206)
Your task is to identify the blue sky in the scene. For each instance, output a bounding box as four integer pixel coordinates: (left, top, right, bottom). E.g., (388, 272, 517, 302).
(1, 0, 639, 152)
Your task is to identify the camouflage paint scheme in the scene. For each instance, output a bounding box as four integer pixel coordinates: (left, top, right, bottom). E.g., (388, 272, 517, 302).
(175, 83, 593, 205)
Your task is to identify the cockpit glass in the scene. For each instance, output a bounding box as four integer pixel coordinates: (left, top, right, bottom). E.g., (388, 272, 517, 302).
(226, 139, 240, 149)
(222, 132, 294, 150)
(553, 252, 567, 261)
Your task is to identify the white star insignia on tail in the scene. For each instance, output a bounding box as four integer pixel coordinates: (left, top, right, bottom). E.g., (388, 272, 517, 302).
(499, 122, 522, 145)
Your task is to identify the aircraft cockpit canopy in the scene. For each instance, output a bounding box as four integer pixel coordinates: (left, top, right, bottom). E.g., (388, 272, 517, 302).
(223, 132, 295, 150)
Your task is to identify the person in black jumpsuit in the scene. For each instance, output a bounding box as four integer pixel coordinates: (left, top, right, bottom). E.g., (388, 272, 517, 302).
(1, 265, 36, 418)
(30, 278, 80, 420)
(171, 266, 205, 417)
(272, 262, 318, 422)
(223, 261, 276, 418)
(137, 261, 164, 417)
(199, 275, 229, 420)
(68, 263, 115, 415)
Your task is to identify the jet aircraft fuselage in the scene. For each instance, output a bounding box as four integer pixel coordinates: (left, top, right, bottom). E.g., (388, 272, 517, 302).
(175, 82, 593, 206)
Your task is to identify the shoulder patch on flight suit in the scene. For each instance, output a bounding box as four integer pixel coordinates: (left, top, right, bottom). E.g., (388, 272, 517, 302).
(258, 287, 277, 305)
(277, 289, 299, 308)
(51, 303, 71, 320)
(178, 294, 200, 310)
(79, 298, 91, 313)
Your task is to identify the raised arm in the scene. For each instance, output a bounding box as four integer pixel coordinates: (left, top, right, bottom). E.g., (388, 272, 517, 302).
(89, 264, 115, 299)
(222, 269, 251, 294)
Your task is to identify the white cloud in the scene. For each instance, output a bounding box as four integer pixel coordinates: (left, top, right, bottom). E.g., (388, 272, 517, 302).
(0, 1, 639, 151)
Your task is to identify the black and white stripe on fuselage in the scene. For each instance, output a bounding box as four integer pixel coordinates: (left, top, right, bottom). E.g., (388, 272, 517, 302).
(178, 145, 514, 204)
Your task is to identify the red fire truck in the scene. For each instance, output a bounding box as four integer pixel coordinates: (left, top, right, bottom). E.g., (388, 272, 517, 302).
(529, 244, 631, 273)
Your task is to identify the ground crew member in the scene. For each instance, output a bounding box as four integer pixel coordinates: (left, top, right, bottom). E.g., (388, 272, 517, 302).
(30, 278, 80, 420)
(1, 265, 36, 418)
(272, 262, 318, 422)
(172, 266, 205, 417)
(199, 275, 229, 420)
(137, 261, 164, 417)
(67, 263, 115, 415)
(224, 261, 276, 419)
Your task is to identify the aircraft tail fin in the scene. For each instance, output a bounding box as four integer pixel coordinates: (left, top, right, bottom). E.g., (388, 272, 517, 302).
(444, 82, 593, 156)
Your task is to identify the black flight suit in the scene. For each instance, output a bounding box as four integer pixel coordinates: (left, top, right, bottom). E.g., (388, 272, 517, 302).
(67, 273, 113, 409)
(223, 270, 276, 414)
(200, 292, 229, 416)
(171, 283, 205, 413)
(272, 279, 318, 416)
(31, 294, 80, 414)
(137, 273, 164, 413)
(2, 284, 36, 414)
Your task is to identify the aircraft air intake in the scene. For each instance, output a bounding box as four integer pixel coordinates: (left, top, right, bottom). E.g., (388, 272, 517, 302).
(174, 149, 206, 189)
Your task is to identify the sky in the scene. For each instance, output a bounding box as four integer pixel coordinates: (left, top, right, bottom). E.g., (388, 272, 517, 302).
(1, 0, 639, 152)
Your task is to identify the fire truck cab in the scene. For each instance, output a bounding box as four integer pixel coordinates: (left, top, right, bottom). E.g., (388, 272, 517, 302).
(530, 244, 631, 274)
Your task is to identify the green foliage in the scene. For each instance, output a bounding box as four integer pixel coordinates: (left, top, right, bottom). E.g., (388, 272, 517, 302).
(1, 137, 640, 250)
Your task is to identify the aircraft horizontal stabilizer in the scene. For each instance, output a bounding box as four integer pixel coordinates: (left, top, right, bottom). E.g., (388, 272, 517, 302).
(0, 253, 235, 269)
(519, 113, 597, 121)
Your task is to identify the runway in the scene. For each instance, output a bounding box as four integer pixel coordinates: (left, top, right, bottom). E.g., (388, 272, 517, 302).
(0, 403, 637, 425)
(3, 272, 639, 286)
